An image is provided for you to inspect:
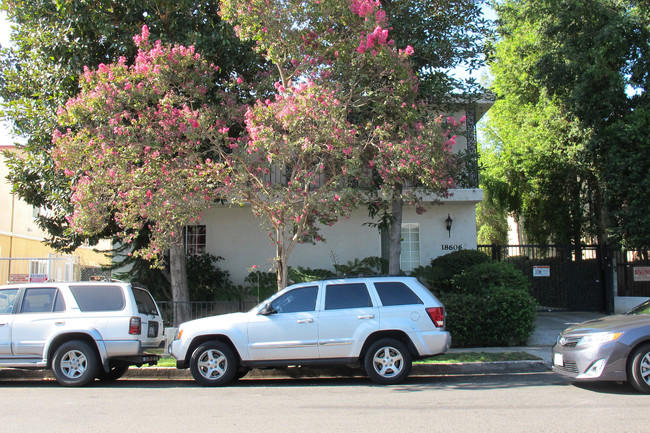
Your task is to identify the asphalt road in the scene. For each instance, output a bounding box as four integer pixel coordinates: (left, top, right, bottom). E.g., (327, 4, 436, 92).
(2, 373, 648, 433)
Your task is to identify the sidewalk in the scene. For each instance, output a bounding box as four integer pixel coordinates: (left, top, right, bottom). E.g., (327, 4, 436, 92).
(448, 310, 606, 365)
(0, 311, 606, 381)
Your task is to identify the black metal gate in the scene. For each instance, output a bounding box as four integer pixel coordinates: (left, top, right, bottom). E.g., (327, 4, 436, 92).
(478, 244, 606, 312)
(615, 250, 650, 297)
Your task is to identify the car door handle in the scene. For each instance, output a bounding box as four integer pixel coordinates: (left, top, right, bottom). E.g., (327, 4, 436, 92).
(358, 314, 375, 320)
(297, 318, 314, 324)
(0, 322, 7, 326)
(54, 321, 65, 326)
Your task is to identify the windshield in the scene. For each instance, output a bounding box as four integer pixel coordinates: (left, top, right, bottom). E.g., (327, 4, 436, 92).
(626, 299, 650, 315)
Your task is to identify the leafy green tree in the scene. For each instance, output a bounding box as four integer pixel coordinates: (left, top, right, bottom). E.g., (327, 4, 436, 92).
(488, 0, 650, 250)
(381, 0, 492, 102)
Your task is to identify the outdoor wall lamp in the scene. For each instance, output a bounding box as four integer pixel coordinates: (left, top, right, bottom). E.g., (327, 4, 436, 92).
(445, 214, 453, 238)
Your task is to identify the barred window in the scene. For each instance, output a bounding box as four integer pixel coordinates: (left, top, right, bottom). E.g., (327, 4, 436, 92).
(186, 225, 207, 256)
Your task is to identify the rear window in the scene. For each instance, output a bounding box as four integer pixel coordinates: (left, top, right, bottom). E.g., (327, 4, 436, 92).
(374, 282, 423, 306)
(133, 287, 159, 316)
(69, 285, 125, 312)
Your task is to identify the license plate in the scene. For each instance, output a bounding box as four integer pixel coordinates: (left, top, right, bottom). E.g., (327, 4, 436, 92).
(148, 322, 159, 338)
(554, 353, 563, 367)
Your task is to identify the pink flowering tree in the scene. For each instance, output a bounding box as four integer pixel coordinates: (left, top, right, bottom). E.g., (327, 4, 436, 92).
(222, 0, 462, 275)
(52, 27, 231, 324)
(222, 81, 362, 289)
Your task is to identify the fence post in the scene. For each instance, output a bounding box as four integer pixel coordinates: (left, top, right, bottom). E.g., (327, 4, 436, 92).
(491, 243, 500, 261)
(600, 244, 615, 314)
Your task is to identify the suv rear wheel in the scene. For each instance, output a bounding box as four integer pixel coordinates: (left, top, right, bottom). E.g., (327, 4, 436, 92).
(52, 340, 100, 387)
(190, 341, 238, 386)
(364, 338, 412, 385)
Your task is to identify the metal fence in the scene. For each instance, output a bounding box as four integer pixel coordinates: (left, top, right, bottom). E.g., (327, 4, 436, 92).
(0, 255, 112, 285)
(477, 244, 606, 312)
(615, 250, 650, 297)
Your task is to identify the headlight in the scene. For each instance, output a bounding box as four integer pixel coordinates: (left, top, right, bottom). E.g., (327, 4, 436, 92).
(577, 332, 622, 346)
(174, 328, 183, 340)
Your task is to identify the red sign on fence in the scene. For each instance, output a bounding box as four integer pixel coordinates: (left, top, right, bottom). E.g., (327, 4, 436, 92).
(634, 267, 650, 282)
(8, 274, 29, 283)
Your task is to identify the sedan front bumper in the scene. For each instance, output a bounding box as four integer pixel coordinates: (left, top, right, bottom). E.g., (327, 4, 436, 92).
(552, 340, 628, 382)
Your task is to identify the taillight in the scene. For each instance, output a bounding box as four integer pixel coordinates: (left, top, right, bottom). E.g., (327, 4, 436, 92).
(426, 307, 445, 328)
(129, 316, 142, 335)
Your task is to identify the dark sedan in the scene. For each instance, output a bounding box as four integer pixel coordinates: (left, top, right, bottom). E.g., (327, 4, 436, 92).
(552, 299, 650, 393)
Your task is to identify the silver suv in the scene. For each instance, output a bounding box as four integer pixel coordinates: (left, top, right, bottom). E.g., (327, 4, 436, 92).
(170, 276, 450, 386)
(0, 281, 164, 386)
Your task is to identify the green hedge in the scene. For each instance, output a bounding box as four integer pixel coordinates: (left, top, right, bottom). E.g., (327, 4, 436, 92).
(412, 249, 491, 291)
(438, 287, 537, 347)
(413, 251, 536, 347)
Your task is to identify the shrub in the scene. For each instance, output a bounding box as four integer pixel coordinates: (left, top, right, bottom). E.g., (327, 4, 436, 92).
(186, 254, 235, 301)
(418, 251, 537, 347)
(412, 249, 491, 291)
(333, 256, 387, 276)
(450, 261, 531, 295)
(243, 270, 278, 301)
(439, 287, 537, 347)
(289, 266, 336, 283)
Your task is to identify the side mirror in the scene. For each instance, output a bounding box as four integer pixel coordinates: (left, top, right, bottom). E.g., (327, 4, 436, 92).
(259, 302, 277, 316)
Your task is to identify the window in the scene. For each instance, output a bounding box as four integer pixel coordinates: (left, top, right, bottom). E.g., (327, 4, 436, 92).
(0, 289, 19, 314)
(271, 286, 318, 313)
(375, 282, 423, 306)
(325, 283, 372, 310)
(69, 285, 125, 312)
(400, 223, 420, 273)
(133, 287, 159, 316)
(20, 287, 65, 313)
(186, 225, 207, 256)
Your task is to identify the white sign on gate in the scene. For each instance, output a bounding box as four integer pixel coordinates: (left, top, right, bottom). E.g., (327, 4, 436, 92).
(533, 266, 551, 277)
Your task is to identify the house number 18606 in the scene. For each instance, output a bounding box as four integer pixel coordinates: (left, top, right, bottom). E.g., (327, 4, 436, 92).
(441, 244, 463, 251)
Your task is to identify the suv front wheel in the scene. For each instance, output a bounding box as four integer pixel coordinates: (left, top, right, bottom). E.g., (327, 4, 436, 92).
(364, 338, 412, 385)
(52, 340, 100, 387)
(190, 341, 238, 386)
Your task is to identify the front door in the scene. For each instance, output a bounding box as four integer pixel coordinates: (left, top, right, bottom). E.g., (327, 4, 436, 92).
(247, 285, 319, 361)
(11, 287, 66, 357)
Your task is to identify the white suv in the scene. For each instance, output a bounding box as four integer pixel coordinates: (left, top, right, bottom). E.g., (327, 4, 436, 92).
(0, 281, 164, 386)
(169, 276, 450, 385)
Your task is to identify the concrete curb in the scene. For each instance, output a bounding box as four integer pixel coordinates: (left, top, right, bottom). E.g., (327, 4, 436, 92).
(0, 360, 550, 382)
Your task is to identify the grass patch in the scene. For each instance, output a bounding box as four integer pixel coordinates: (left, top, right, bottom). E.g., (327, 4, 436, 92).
(156, 356, 176, 367)
(416, 351, 541, 364)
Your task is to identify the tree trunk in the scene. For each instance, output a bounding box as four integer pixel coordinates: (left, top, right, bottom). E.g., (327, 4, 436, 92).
(275, 229, 289, 291)
(388, 197, 404, 275)
(169, 234, 190, 327)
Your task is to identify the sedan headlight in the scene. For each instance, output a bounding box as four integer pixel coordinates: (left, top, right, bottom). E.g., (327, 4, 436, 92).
(577, 332, 622, 347)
